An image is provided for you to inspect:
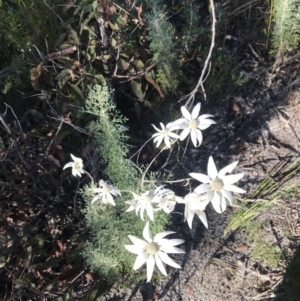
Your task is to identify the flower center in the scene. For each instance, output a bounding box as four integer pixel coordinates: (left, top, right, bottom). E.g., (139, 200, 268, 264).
(73, 161, 81, 170)
(144, 195, 152, 202)
(210, 178, 224, 192)
(145, 242, 160, 255)
(161, 129, 168, 136)
(102, 186, 111, 194)
(189, 119, 198, 129)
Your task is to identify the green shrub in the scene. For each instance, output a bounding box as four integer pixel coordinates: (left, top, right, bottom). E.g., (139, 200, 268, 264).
(272, 0, 300, 53)
(81, 84, 169, 283)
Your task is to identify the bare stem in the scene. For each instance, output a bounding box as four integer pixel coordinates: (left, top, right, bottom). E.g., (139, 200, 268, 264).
(180, 0, 217, 108)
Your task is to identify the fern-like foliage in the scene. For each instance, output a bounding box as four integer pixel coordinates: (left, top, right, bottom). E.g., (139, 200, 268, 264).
(272, 0, 300, 53)
(82, 85, 169, 282)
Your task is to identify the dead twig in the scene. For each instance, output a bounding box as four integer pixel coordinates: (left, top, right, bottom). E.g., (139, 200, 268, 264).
(180, 0, 217, 108)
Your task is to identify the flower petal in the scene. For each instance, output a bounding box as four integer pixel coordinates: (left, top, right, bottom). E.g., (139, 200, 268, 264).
(223, 172, 245, 185)
(160, 245, 185, 254)
(168, 131, 180, 139)
(218, 161, 239, 178)
(155, 253, 167, 276)
(223, 184, 246, 194)
(171, 118, 188, 127)
(187, 209, 195, 229)
(164, 136, 171, 148)
(191, 130, 198, 147)
(189, 173, 211, 184)
(162, 238, 184, 247)
(158, 251, 182, 269)
(70, 154, 78, 161)
(143, 222, 152, 243)
(63, 162, 73, 170)
(154, 231, 175, 242)
(128, 235, 148, 248)
(195, 129, 203, 146)
(221, 189, 233, 205)
(207, 156, 218, 179)
(107, 193, 116, 206)
(181, 106, 191, 120)
(191, 102, 201, 119)
(147, 255, 155, 282)
(91, 195, 101, 204)
(194, 183, 211, 194)
(125, 244, 143, 255)
(154, 136, 164, 148)
(72, 169, 81, 177)
(159, 122, 165, 129)
(180, 128, 190, 141)
(152, 124, 161, 132)
(134, 252, 148, 270)
(210, 191, 222, 213)
(221, 195, 226, 212)
(195, 210, 208, 228)
(146, 204, 154, 221)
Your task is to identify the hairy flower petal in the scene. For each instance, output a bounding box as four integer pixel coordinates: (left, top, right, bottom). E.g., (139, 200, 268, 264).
(155, 254, 167, 276)
(218, 161, 239, 178)
(189, 173, 211, 184)
(181, 106, 191, 120)
(223, 184, 246, 194)
(134, 252, 148, 270)
(159, 252, 182, 269)
(180, 128, 190, 141)
(207, 156, 218, 179)
(147, 255, 156, 282)
(191, 102, 201, 119)
(223, 173, 245, 185)
(195, 210, 208, 228)
(211, 191, 222, 213)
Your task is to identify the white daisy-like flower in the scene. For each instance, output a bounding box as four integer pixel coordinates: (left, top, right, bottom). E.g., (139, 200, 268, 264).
(125, 221, 185, 282)
(173, 103, 215, 147)
(125, 192, 141, 212)
(63, 154, 84, 177)
(177, 192, 209, 229)
(155, 189, 180, 214)
(92, 180, 121, 206)
(190, 156, 246, 213)
(136, 186, 165, 221)
(152, 122, 180, 148)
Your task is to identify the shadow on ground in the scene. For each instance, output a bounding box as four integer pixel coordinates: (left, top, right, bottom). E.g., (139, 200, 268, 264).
(275, 246, 300, 301)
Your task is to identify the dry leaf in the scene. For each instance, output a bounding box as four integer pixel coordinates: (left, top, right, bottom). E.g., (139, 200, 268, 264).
(57, 240, 66, 252)
(235, 245, 247, 252)
(136, 4, 144, 25)
(68, 69, 76, 81)
(85, 272, 94, 281)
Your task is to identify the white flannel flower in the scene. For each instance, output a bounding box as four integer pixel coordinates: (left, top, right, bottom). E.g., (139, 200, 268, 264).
(152, 122, 180, 148)
(125, 192, 141, 212)
(177, 192, 209, 229)
(125, 221, 185, 282)
(63, 154, 84, 177)
(155, 189, 181, 214)
(92, 180, 121, 206)
(190, 156, 246, 213)
(173, 102, 215, 147)
(136, 186, 165, 221)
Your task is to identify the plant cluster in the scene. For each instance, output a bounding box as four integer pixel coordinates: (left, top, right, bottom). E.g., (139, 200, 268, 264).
(271, 0, 300, 53)
(63, 84, 246, 283)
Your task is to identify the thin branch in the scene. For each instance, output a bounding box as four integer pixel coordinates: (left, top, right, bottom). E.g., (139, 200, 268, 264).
(4, 103, 24, 136)
(45, 120, 63, 156)
(180, 0, 217, 108)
